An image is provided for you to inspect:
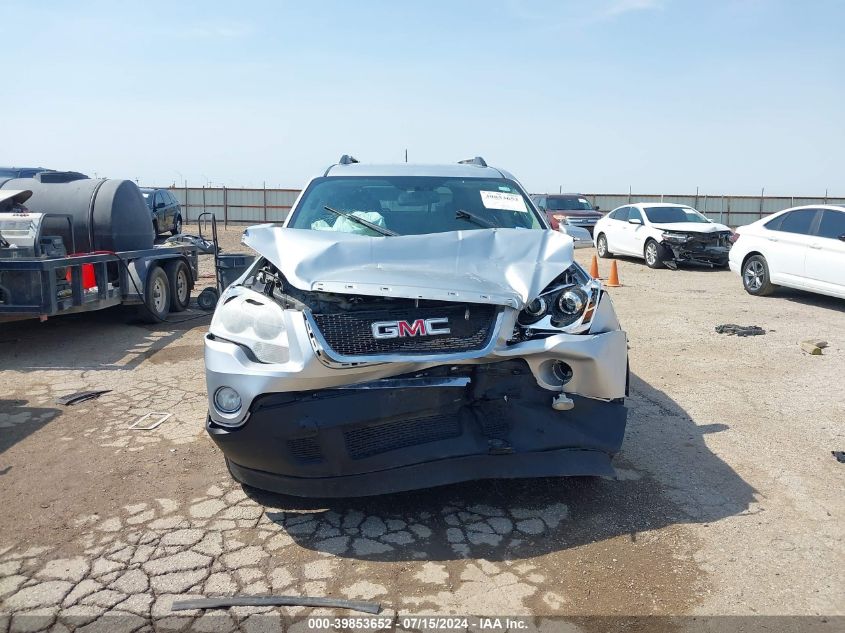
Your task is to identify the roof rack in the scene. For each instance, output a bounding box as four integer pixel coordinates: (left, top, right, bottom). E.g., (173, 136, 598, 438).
(458, 156, 487, 167)
(338, 154, 359, 165)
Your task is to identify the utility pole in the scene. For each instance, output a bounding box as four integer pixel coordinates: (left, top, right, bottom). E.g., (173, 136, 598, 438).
(405, 149, 408, 163)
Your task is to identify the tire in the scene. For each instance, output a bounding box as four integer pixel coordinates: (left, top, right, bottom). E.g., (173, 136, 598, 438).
(596, 233, 612, 258)
(197, 287, 220, 311)
(742, 254, 775, 296)
(171, 215, 183, 236)
(165, 259, 191, 312)
(644, 239, 665, 269)
(152, 219, 160, 236)
(138, 266, 171, 323)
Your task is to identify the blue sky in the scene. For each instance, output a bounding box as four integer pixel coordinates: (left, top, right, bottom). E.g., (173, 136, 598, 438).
(4, 0, 844, 195)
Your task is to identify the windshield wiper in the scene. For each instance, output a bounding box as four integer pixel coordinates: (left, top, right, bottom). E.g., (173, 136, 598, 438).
(324, 206, 398, 237)
(455, 209, 497, 229)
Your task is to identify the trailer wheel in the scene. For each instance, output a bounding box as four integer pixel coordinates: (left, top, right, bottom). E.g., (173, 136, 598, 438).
(165, 259, 191, 312)
(139, 266, 171, 323)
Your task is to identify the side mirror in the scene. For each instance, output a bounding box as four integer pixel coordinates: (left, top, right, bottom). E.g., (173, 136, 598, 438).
(628, 217, 643, 225)
(156, 201, 166, 209)
(839, 234, 845, 242)
(595, 206, 601, 211)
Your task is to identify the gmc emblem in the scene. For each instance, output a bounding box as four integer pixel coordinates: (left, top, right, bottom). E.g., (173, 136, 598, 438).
(371, 317, 451, 339)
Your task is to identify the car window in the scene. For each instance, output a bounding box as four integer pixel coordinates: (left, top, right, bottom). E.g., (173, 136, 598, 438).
(167, 191, 178, 205)
(764, 214, 785, 231)
(778, 209, 818, 235)
(628, 208, 643, 223)
(816, 209, 845, 240)
(154, 192, 164, 208)
(611, 207, 629, 222)
(547, 196, 594, 211)
(643, 206, 709, 224)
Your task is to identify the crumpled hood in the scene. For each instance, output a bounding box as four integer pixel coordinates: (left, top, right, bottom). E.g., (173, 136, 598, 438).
(652, 221, 731, 233)
(242, 226, 575, 308)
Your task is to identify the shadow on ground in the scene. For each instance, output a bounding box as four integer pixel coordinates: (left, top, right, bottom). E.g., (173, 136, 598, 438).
(244, 373, 757, 563)
(0, 399, 61, 455)
(770, 288, 845, 313)
(0, 305, 209, 372)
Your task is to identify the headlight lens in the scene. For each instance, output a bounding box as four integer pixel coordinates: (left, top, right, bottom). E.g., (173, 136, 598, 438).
(551, 287, 589, 327)
(557, 288, 586, 315)
(214, 386, 242, 414)
(211, 292, 290, 364)
(518, 296, 548, 325)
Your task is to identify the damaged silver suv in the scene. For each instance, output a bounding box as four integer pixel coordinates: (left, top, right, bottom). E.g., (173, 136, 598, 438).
(204, 156, 629, 497)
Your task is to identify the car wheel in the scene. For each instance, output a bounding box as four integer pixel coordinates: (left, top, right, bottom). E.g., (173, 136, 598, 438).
(171, 215, 183, 236)
(165, 259, 191, 312)
(596, 233, 612, 258)
(742, 255, 775, 296)
(644, 239, 665, 269)
(138, 266, 171, 322)
(152, 219, 160, 236)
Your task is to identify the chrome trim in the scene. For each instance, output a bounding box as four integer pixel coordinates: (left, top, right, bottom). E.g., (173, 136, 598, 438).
(304, 309, 505, 368)
(331, 376, 471, 390)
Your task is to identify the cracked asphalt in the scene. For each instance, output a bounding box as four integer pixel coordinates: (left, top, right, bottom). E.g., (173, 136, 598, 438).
(0, 226, 842, 631)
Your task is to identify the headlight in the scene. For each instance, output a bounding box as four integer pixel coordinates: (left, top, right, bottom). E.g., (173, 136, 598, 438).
(516, 264, 597, 335)
(557, 288, 587, 315)
(211, 291, 290, 364)
(552, 287, 588, 327)
(518, 296, 548, 325)
(662, 232, 691, 243)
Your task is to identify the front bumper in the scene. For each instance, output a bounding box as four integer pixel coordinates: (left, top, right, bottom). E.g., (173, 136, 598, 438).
(204, 289, 629, 496)
(659, 242, 730, 267)
(208, 361, 627, 497)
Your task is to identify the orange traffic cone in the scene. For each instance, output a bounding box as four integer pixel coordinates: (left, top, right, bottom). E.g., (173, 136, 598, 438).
(589, 254, 600, 280)
(606, 261, 622, 287)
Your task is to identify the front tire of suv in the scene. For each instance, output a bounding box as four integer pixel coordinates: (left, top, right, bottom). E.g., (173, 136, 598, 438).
(644, 239, 665, 269)
(171, 215, 183, 236)
(742, 254, 775, 296)
(596, 233, 612, 259)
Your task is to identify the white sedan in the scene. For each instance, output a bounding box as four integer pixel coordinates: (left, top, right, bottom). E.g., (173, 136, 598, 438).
(593, 203, 733, 269)
(729, 205, 845, 299)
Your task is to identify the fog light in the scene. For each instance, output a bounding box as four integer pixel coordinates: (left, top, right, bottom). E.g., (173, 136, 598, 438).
(552, 361, 574, 385)
(214, 386, 242, 414)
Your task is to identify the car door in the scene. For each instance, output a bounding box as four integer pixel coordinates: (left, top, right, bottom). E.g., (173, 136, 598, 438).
(605, 207, 629, 253)
(762, 208, 820, 287)
(804, 208, 845, 296)
(166, 191, 178, 227)
(153, 192, 167, 231)
(622, 206, 647, 256)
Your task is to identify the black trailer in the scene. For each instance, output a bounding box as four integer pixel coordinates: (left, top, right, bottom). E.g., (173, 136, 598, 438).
(0, 174, 199, 323)
(0, 246, 199, 323)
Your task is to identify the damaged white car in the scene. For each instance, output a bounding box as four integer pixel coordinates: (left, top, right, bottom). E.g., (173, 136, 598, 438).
(594, 203, 734, 269)
(204, 156, 629, 497)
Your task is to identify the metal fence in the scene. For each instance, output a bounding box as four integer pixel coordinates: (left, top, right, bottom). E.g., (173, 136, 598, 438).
(164, 186, 300, 224)
(162, 186, 844, 228)
(585, 193, 845, 227)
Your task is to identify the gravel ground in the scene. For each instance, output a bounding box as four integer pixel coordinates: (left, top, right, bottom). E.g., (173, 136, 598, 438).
(0, 225, 842, 631)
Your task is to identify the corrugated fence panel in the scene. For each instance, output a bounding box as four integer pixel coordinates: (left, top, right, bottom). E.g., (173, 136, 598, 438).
(161, 187, 842, 227)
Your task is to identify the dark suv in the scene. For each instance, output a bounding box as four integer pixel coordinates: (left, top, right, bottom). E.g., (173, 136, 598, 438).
(532, 193, 603, 234)
(140, 188, 183, 236)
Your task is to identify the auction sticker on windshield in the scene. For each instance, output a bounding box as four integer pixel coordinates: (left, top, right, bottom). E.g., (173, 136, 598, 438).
(480, 190, 527, 212)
